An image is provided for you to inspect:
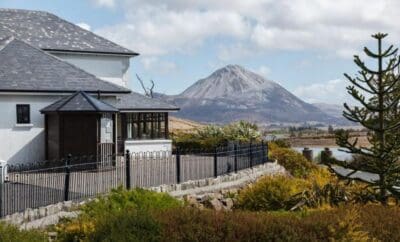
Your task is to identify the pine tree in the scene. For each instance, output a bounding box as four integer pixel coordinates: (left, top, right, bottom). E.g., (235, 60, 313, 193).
(324, 33, 400, 204)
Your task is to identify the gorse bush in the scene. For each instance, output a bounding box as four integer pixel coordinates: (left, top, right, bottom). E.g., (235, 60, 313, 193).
(0, 222, 46, 242)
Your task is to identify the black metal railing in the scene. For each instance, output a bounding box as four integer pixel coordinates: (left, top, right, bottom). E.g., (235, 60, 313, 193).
(0, 142, 268, 217)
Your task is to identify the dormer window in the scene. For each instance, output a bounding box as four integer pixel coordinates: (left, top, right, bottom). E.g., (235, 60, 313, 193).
(16, 104, 30, 124)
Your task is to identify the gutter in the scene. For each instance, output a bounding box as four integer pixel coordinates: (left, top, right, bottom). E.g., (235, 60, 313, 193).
(0, 89, 131, 94)
(44, 49, 140, 57)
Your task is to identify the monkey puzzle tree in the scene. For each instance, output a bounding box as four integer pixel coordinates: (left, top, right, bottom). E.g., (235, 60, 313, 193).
(324, 33, 400, 204)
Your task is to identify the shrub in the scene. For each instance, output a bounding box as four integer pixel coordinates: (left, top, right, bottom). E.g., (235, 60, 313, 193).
(55, 198, 400, 242)
(236, 166, 342, 211)
(0, 222, 46, 242)
(236, 175, 311, 211)
(358, 204, 400, 241)
(56, 187, 181, 242)
(269, 143, 317, 178)
(82, 187, 181, 216)
(156, 206, 375, 242)
(306, 167, 336, 187)
(223, 121, 261, 143)
(172, 129, 227, 151)
(56, 208, 161, 242)
(172, 121, 261, 150)
(270, 139, 291, 148)
(86, 209, 161, 242)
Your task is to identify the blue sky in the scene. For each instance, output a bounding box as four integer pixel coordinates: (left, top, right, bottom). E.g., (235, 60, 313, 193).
(1, 0, 399, 104)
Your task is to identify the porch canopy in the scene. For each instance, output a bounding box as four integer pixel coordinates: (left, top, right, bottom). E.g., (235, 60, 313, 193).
(41, 91, 119, 161)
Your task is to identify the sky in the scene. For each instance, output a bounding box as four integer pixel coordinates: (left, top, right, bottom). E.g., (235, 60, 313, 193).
(1, 0, 399, 105)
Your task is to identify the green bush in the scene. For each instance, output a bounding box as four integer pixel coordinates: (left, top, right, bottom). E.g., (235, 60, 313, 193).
(55, 195, 400, 242)
(82, 187, 181, 216)
(172, 121, 261, 150)
(56, 187, 181, 242)
(270, 139, 291, 148)
(236, 175, 311, 211)
(0, 222, 46, 242)
(269, 143, 317, 178)
(85, 209, 161, 242)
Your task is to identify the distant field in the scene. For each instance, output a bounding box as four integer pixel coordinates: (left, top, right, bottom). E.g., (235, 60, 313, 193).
(287, 134, 370, 147)
(169, 116, 204, 133)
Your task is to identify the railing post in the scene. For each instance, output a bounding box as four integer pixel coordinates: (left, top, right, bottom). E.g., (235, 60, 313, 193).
(234, 144, 238, 173)
(125, 150, 131, 190)
(214, 147, 218, 177)
(0, 179, 2, 218)
(64, 154, 71, 201)
(176, 148, 181, 183)
(261, 140, 266, 164)
(249, 141, 253, 168)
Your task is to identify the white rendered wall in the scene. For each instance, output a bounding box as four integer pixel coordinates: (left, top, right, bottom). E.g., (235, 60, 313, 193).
(125, 140, 172, 154)
(52, 53, 131, 88)
(0, 94, 63, 165)
(0, 94, 119, 165)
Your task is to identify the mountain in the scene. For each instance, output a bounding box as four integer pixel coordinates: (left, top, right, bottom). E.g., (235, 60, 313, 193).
(312, 103, 344, 119)
(158, 65, 338, 125)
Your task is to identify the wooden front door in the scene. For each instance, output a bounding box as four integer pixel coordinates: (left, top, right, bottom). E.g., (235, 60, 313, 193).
(60, 114, 98, 158)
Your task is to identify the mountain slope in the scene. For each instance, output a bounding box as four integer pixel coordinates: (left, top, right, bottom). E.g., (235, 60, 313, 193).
(159, 65, 337, 124)
(312, 103, 344, 119)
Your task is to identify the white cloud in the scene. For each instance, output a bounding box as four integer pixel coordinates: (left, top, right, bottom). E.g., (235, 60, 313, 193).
(140, 57, 178, 74)
(217, 43, 255, 62)
(96, 5, 249, 56)
(92, 0, 400, 61)
(293, 79, 351, 104)
(76, 22, 91, 31)
(253, 65, 271, 78)
(91, 0, 115, 8)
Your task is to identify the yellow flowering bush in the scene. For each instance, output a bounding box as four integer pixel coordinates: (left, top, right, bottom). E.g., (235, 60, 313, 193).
(236, 175, 311, 211)
(269, 142, 318, 178)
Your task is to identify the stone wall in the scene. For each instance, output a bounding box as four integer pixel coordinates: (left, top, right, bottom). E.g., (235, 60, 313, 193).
(150, 161, 286, 197)
(1, 200, 86, 230)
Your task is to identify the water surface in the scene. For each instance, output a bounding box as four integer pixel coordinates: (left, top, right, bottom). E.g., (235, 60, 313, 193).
(292, 147, 352, 161)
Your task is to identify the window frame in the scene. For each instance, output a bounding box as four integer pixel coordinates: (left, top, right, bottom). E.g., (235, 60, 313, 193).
(16, 104, 31, 124)
(125, 112, 168, 140)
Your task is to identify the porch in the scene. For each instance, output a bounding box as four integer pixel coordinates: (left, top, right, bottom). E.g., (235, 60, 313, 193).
(40, 91, 176, 163)
(41, 91, 118, 163)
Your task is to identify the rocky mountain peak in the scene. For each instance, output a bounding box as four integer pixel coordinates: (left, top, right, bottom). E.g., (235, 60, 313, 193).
(158, 64, 339, 124)
(180, 64, 276, 99)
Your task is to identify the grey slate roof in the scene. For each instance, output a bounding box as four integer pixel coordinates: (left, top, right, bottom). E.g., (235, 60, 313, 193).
(0, 37, 130, 93)
(0, 8, 137, 55)
(113, 92, 179, 111)
(41, 91, 119, 113)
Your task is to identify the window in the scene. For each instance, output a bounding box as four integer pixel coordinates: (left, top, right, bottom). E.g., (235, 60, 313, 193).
(125, 112, 168, 140)
(16, 104, 30, 124)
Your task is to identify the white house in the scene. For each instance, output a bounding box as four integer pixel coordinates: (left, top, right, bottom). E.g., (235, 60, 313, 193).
(0, 9, 179, 164)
